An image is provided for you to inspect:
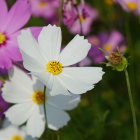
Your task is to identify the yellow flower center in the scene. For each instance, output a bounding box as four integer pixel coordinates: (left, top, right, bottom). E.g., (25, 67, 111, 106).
(0, 33, 6, 45)
(11, 135, 23, 140)
(46, 61, 62, 75)
(32, 90, 45, 105)
(104, 44, 112, 51)
(126, 2, 137, 10)
(38, 1, 47, 7)
(79, 15, 85, 22)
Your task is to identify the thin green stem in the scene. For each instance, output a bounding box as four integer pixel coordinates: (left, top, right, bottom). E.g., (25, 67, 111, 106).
(43, 86, 47, 124)
(124, 69, 138, 140)
(42, 85, 48, 140)
(124, 15, 136, 96)
(57, 133, 60, 140)
(58, 0, 64, 26)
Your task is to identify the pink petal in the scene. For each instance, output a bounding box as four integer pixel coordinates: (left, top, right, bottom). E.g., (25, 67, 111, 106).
(3, 0, 31, 34)
(0, 0, 8, 30)
(5, 43, 22, 62)
(28, 27, 42, 39)
(0, 48, 12, 69)
(5, 27, 42, 61)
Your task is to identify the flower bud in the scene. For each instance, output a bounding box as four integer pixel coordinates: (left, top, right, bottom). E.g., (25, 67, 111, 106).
(106, 50, 128, 71)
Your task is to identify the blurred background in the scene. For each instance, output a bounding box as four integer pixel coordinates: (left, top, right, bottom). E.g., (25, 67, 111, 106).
(1, 0, 140, 140)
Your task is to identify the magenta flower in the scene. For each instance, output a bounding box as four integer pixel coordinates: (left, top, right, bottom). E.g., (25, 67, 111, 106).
(0, 0, 32, 70)
(69, 0, 98, 35)
(0, 83, 9, 118)
(114, 0, 140, 15)
(29, 0, 60, 19)
(0, 93, 9, 118)
(63, 0, 78, 28)
(88, 30, 126, 64)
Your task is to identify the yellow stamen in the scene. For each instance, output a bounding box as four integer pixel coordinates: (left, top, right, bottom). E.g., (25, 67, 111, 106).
(11, 135, 23, 140)
(79, 15, 85, 22)
(46, 61, 62, 75)
(126, 2, 137, 10)
(32, 90, 45, 105)
(104, 44, 112, 51)
(38, 1, 47, 7)
(0, 33, 6, 45)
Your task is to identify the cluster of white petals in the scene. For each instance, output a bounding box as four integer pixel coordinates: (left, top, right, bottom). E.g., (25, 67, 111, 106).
(2, 25, 104, 138)
(2, 66, 80, 137)
(18, 25, 104, 96)
(0, 125, 36, 140)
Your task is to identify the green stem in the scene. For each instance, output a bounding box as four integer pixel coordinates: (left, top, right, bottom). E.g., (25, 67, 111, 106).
(58, 0, 64, 26)
(124, 15, 136, 96)
(57, 133, 60, 140)
(124, 69, 138, 140)
(42, 85, 48, 140)
(43, 86, 47, 124)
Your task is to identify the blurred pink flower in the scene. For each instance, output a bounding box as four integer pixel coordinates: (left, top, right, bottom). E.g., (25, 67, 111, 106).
(0, 0, 31, 70)
(70, 0, 98, 35)
(114, 0, 140, 15)
(29, 0, 60, 19)
(0, 0, 41, 70)
(63, 0, 78, 28)
(78, 57, 92, 66)
(88, 30, 126, 64)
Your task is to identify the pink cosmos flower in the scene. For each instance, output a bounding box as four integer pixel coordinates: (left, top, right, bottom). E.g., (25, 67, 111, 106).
(69, 0, 98, 35)
(29, 0, 60, 19)
(0, 0, 41, 70)
(114, 0, 140, 15)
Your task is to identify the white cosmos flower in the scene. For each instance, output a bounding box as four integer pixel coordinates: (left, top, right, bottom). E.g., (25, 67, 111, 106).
(17, 24, 104, 96)
(0, 125, 36, 140)
(2, 66, 80, 138)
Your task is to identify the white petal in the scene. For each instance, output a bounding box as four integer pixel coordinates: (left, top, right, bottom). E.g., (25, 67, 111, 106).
(2, 67, 33, 103)
(18, 29, 46, 72)
(63, 67, 104, 85)
(5, 102, 35, 125)
(38, 25, 61, 60)
(2, 82, 31, 103)
(9, 66, 33, 90)
(31, 76, 44, 92)
(20, 51, 45, 72)
(27, 106, 45, 138)
(48, 94, 80, 110)
(49, 76, 70, 96)
(58, 72, 93, 94)
(59, 35, 91, 66)
(58, 67, 104, 94)
(46, 104, 70, 130)
(31, 71, 51, 89)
